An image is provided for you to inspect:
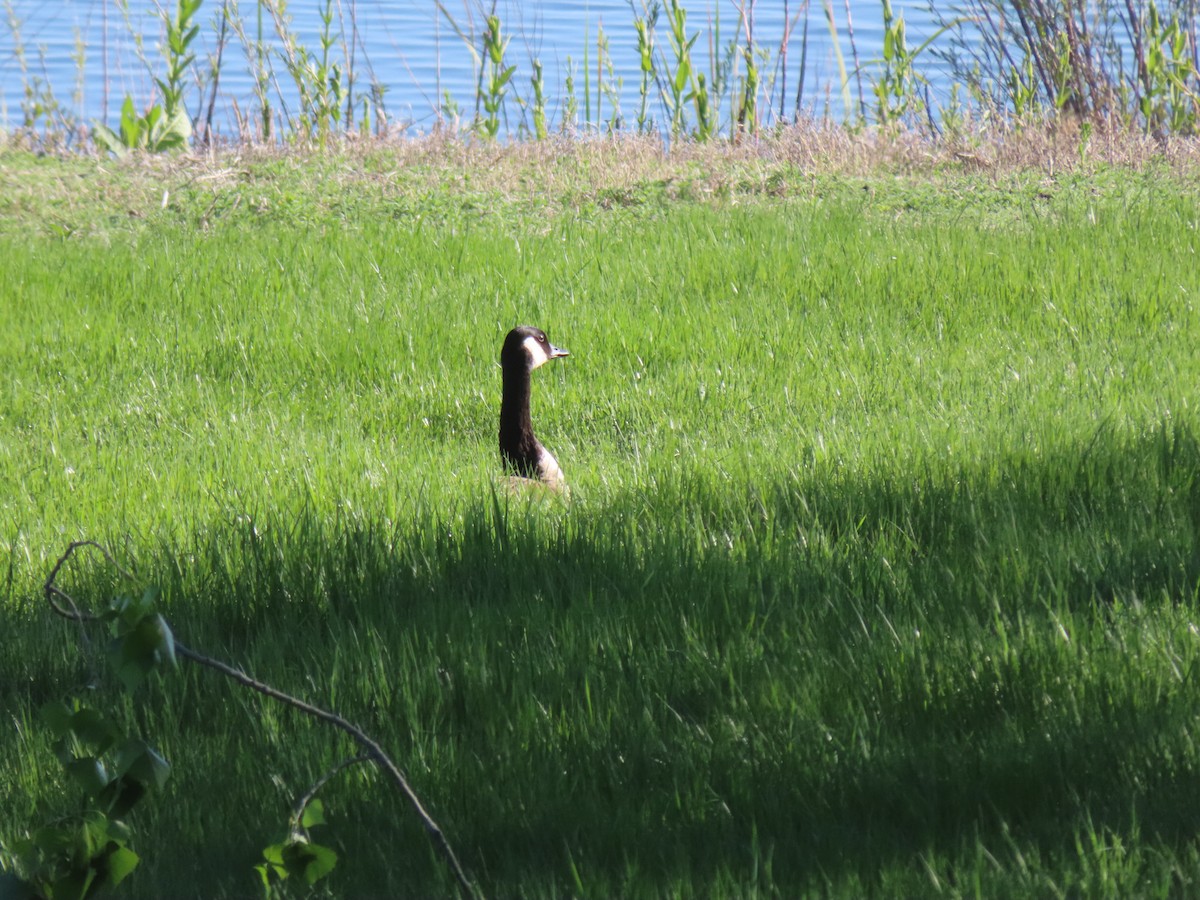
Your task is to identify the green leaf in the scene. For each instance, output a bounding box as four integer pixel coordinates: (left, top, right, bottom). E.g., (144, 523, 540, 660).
(253, 862, 278, 890)
(159, 615, 178, 668)
(151, 109, 192, 153)
(142, 107, 164, 138)
(82, 811, 117, 848)
(70, 709, 121, 753)
(674, 61, 690, 94)
(281, 839, 338, 886)
(91, 123, 124, 158)
(30, 823, 73, 857)
(116, 738, 171, 792)
(109, 642, 149, 693)
(154, 77, 173, 106)
(99, 844, 140, 889)
(110, 612, 176, 690)
(485, 16, 503, 63)
(48, 868, 95, 900)
(44, 704, 121, 755)
(119, 95, 137, 133)
(64, 757, 110, 796)
(40, 700, 75, 737)
(299, 798, 325, 828)
(261, 842, 285, 866)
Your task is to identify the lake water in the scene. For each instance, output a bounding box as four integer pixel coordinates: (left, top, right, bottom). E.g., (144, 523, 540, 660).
(0, 0, 954, 139)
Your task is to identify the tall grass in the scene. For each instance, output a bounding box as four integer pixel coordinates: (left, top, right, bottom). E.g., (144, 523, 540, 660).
(1, 157, 1199, 895)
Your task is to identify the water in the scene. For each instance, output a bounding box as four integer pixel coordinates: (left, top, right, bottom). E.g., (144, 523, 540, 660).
(0, 0, 952, 139)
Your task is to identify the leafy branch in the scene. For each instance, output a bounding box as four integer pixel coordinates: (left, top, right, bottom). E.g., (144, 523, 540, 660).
(4, 540, 480, 900)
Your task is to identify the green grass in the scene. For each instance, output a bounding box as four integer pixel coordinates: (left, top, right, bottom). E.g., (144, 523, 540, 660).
(2, 149, 1200, 897)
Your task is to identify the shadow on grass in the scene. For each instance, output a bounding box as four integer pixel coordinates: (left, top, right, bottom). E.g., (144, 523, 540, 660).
(6, 422, 1200, 896)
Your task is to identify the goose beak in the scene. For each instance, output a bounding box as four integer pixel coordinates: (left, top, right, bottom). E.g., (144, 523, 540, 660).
(550, 343, 569, 359)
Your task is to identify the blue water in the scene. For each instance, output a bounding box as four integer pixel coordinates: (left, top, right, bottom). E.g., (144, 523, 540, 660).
(0, 0, 950, 138)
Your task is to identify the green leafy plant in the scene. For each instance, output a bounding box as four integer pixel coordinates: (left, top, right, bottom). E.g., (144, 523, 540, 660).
(871, 0, 964, 128)
(254, 0, 272, 140)
(440, 89, 461, 127)
(872, 0, 913, 124)
(93, 96, 191, 157)
(1051, 30, 1075, 113)
(264, 0, 345, 144)
(937, 82, 972, 140)
(734, 46, 759, 136)
(692, 71, 714, 139)
(480, 14, 516, 139)
(156, 0, 201, 126)
(0, 583, 174, 900)
(634, 14, 656, 133)
(1139, 1, 1198, 135)
(309, 0, 347, 141)
(730, 5, 763, 138)
(596, 24, 623, 133)
(661, 0, 700, 139)
(93, 0, 198, 155)
(530, 58, 548, 140)
(256, 799, 338, 897)
(561, 55, 579, 133)
(1007, 51, 1041, 119)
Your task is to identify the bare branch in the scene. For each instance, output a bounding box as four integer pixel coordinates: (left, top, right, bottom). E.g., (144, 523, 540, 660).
(43, 539, 134, 621)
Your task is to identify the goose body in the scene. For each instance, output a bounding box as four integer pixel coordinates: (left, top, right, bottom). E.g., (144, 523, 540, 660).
(499, 326, 569, 493)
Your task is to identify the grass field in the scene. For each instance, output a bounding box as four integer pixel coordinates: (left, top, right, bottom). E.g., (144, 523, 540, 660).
(2, 142, 1200, 897)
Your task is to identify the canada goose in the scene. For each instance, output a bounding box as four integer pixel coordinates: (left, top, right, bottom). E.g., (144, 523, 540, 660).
(499, 325, 569, 493)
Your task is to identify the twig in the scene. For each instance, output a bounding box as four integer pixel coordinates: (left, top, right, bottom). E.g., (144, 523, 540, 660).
(1122, 0, 1148, 114)
(202, 0, 231, 146)
(43, 539, 131, 621)
(290, 753, 373, 832)
(1011, 0, 1056, 109)
(840, 0, 865, 120)
(795, 9, 809, 121)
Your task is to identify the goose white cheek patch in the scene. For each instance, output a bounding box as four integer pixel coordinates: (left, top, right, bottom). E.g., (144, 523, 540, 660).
(523, 335, 551, 369)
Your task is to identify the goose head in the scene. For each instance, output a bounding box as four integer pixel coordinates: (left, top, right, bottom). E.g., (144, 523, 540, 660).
(501, 325, 569, 372)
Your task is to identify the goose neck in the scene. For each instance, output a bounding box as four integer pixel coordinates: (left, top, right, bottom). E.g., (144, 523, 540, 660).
(500, 364, 534, 435)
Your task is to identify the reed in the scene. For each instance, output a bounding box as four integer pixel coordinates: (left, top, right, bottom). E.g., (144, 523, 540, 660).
(933, 0, 1200, 132)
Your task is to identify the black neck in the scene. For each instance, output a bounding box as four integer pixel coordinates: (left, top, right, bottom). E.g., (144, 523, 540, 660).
(499, 363, 539, 473)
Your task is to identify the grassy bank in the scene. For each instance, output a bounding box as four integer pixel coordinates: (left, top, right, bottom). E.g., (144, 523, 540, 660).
(2, 145, 1200, 897)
